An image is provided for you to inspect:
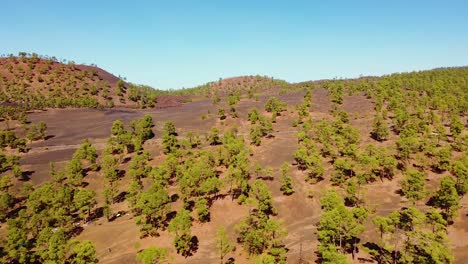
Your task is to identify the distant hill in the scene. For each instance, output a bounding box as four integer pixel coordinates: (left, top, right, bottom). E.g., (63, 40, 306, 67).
(0, 53, 159, 110)
(166, 75, 292, 98)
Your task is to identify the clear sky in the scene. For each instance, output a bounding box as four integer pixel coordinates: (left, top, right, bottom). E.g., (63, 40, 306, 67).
(2, 0, 468, 89)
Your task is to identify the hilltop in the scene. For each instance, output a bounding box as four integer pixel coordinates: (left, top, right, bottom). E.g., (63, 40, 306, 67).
(0, 53, 162, 110)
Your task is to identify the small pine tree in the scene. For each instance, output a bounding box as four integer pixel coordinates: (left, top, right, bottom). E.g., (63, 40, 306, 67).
(216, 227, 234, 264)
(280, 163, 294, 195)
(372, 113, 389, 141)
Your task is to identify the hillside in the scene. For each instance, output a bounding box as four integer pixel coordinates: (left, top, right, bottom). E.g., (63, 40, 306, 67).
(160, 75, 292, 98)
(0, 65, 467, 264)
(0, 53, 161, 111)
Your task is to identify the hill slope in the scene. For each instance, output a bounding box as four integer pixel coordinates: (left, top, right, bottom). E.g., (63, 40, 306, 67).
(0, 53, 158, 110)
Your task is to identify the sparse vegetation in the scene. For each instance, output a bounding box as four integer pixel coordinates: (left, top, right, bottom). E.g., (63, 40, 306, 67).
(0, 56, 466, 264)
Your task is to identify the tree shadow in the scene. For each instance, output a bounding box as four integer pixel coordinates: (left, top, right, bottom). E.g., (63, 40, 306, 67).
(210, 193, 229, 202)
(357, 257, 375, 263)
(121, 157, 132, 164)
(256, 176, 274, 181)
(90, 207, 104, 221)
(363, 242, 392, 264)
(430, 165, 445, 174)
(109, 210, 127, 222)
(426, 196, 436, 206)
(4, 205, 27, 221)
(163, 211, 177, 228)
(19, 170, 34, 181)
(113, 191, 128, 203)
(171, 193, 179, 203)
(69, 225, 84, 237)
(307, 176, 324, 184)
(183, 235, 199, 257)
(184, 200, 195, 211)
(44, 135, 55, 140)
(397, 162, 406, 171)
(117, 169, 126, 178)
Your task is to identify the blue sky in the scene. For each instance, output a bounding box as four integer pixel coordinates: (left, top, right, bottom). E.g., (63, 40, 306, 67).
(2, 1, 468, 89)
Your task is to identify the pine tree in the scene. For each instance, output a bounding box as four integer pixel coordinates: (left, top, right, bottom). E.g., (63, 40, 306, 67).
(216, 227, 234, 264)
(433, 176, 460, 222)
(400, 169, 426, 203)
(136, 247, 168, 264)
(371, 113, 389, 141)
(280, 163, 294, 195)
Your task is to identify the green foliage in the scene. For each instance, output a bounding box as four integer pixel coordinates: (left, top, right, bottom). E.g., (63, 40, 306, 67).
(248, 108, 260, 124)
(354, 145, 398, 182)
(128, 151, 151, 182)
(73, 139, 98, 170)
(227, 92, 241, 106)
(0, 130, 27, 151)
(101, 154, 119, 183)
(195, 197, 210, 222)
(313, 120, 360, 159)
(131, 114, 155, 142)
(168, 208, 192, 236)
(400, 169, 426, 203)
(26, 121, 47, 142)
(168, 209, 193, 256)
(162, 121, 179, 154)
(325, 81, 344, 105)
(248, 114, 274, 146)
(218, 107, 226, 120)
(449, 115, 463, 137)
(65, 158, 84, 186)
(0, 151, 20, 173)
(36, 228, 67, 263)
(433, 146, 452, 171)
(111, 120, 125, 136)
(236, 211, 287, 255)
(136, 246, 168, 264)
(126, 84, 158, 108)
(371, 113, 389, 141)
(451, 155, 468, 195)
(332, 158, 354, 185)
(396, 135, 420, 162)
(432, 176, 460, 222)
(296, 102, 310, 122)
(207, 127, 221, 145)
(280, 163, 294, 195)
(0, 184, 14, 220)
(177, 152, 221, 200)
(5, 218, 32, 263)
(216, 227, 234, 263)
(69, 240, 98, 264)
(345, 178, 360, 207)
(249, 180, 275, 215)
(134, 183, 171, 236)
(318, 244, 350, 264)
(116, 80, 125, 96)
(150, 154, 178, 186)
(264, 97, 286, 113)
(370, 207, 453, 264)
(293, 146, 324, 182)
(250, 125, 262, 146)
(73, 189, 96, 222)
(318, 190, 367, 260)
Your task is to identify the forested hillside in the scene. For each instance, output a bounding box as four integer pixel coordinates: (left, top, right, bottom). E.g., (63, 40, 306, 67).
(0, 65, 466, 264)
(0, 53, 160, 112)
